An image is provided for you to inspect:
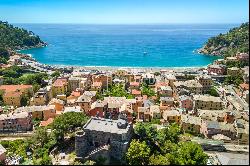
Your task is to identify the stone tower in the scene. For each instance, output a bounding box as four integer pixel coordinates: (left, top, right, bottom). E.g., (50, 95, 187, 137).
(75, 130, 88, 159)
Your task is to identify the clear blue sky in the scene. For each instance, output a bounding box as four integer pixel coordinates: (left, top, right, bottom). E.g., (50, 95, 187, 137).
(0, 0, 249, 24)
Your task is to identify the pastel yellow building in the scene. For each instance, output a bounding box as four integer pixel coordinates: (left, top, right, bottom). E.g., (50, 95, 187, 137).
(3, 91, 23, 107)
(162, 109, 181, 124)
(0, 85, 33, 107)
(0, 85, 33, 96)
(52, 78, 68, 97)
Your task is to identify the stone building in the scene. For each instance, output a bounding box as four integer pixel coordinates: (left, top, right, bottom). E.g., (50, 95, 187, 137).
(227, 67, 243, 77)
(68, 77, 81, 92)
(75, 117, 133, 163)
(193, 95, 224, 110)
(196, 75, 213, 93)
(173, 80, 203, 95)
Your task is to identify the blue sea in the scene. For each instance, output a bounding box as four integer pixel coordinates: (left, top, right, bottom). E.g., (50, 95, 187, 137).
(16, 24, 238, 67)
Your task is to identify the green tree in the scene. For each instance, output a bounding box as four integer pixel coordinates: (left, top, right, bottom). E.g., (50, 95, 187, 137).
(20, 95, 29, 106)
(200, 22, 249, 57)
(83, 160, 95, 165)
(141, 83, 155, 97)
(157, 123, 181, 144)
(224, 75, 244, 86)
(154, 72, 161, 76)
(51, 70, 61, 78)
(174, 142, 208, 165)
(30, 127, 50, 148)
(207, 87, 219, 97)
(0, 91, 4, 106)
(0, 47, 10, 59)
(149, 154, 170, 165)
(134, 122, 158, 142)
(52, 112, 89, 141)
(2, 69, 18, 78)
(159, 140, 178, 154)
(0, 21, 45, 49)
(126, 140, 151, 165)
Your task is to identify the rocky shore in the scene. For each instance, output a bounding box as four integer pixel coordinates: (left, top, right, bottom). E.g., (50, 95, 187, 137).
(197, 46, 226, 56)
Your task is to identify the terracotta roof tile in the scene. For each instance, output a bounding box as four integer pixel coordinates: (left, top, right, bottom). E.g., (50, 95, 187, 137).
(53, 79, 68, 87)
(239, 83, 249, 90)
(130, 82, 140, 87)
(40, 118, 54, 127)
(4, 91, 22, 97)
(0, 85, 32, 92)
(132, 89, 141, 95)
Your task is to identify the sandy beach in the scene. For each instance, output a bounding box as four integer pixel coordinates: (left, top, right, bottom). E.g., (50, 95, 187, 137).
(51, 64, 206, 73)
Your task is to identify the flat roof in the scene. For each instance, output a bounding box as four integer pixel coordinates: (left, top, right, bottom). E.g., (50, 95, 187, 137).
(83, 117, 130, 134)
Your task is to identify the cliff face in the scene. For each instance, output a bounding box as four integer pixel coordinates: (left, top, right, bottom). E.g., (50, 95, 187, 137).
(0, 21, 46, 50)
(0, 21, 46, 63)
(198, 22, 249, 57)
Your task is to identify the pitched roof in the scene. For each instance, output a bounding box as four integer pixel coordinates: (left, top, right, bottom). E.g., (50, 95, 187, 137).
(3, 91, 22, 97)
(49, 98, 65, 105)
(193, 95, 223, 102)
(138, 107, 150, 113)
(160, 97, 174, 102)
(76, 95, 92, 103)
(160, 86, 172, 91)
(150, 105, 160, 113)
(131, 89, 141, 95)
(179, 95, 192, 101)
(0, 85, 32, 92)
(15, 105, 55, 113)
(83, 91, 97, 97)
(181, 115, 201, 125)
(53, 78, 68, 87)
(130, 82, 140, 86)
(40, 118, 54, 127)
(0, 111, 30, 120)
(239, 83, 249, 90)
(64, 106, 81, 113)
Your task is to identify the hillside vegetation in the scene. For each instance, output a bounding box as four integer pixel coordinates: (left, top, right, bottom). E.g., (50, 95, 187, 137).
(0, 21, 45, 63)
(198, 22, 249, 57)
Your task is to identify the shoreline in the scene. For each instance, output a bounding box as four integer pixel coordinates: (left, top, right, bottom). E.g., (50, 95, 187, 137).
(17, 52, 208, 73)
(17, 44, 214, 72)
(16, 45, 211, 73)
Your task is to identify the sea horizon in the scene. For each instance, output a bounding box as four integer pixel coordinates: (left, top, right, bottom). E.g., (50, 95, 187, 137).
(16, 23, 239, 67)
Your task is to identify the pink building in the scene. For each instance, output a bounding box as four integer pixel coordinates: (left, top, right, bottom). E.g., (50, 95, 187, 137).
(207, 64, 226, 75)
(179, 95, 193, 111)
(0, 112, 33, 132)
(236, 53, 249, 61)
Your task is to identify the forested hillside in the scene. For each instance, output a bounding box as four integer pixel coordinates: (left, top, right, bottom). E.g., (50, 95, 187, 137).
(198, 22, 249, 57)
(0, 21, 45, 63)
